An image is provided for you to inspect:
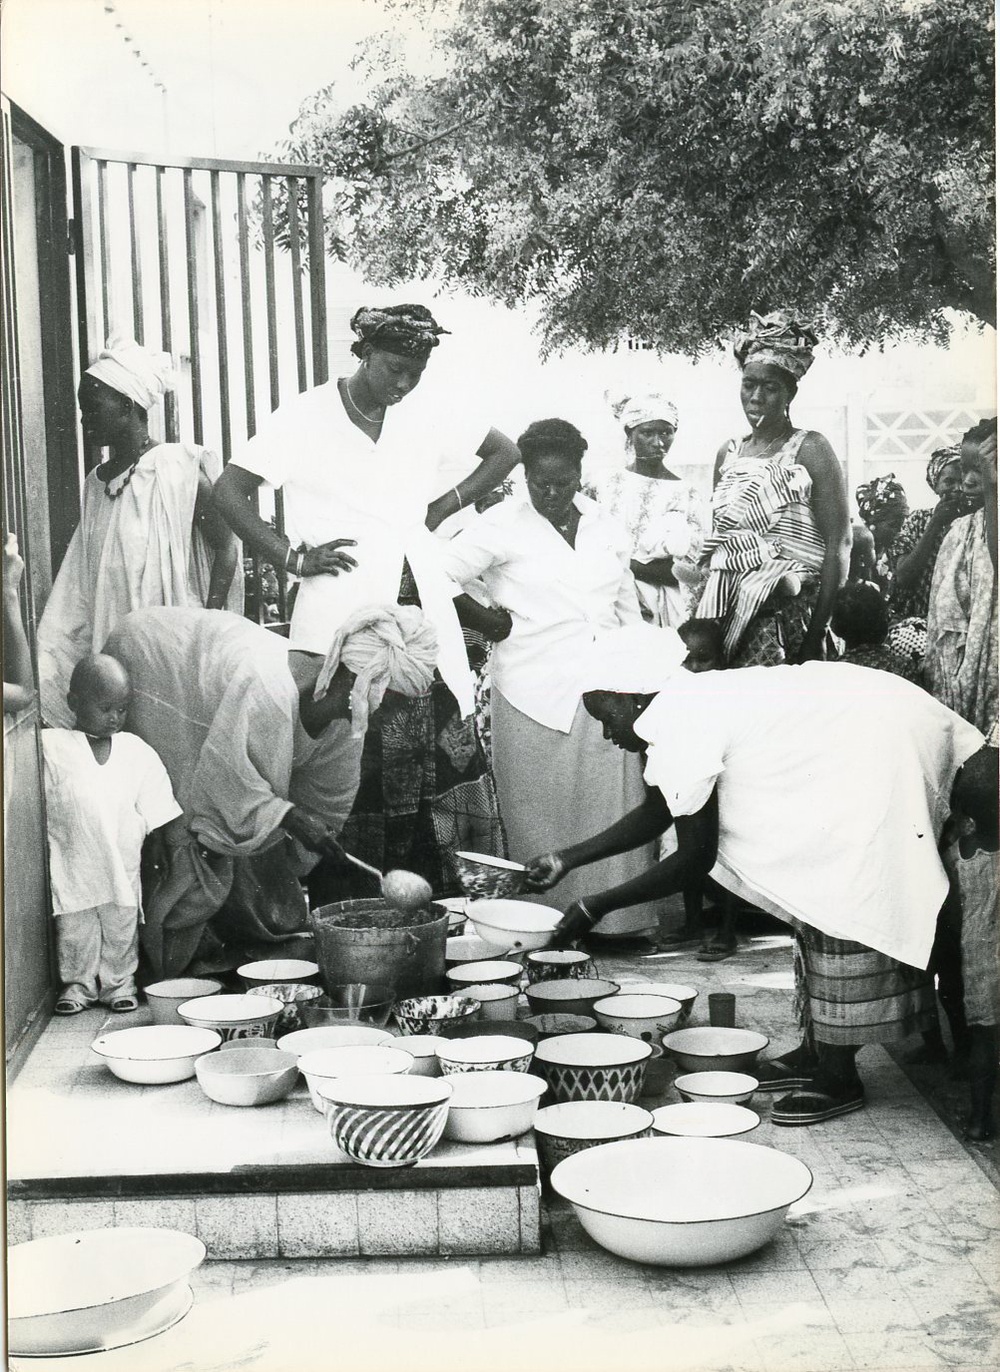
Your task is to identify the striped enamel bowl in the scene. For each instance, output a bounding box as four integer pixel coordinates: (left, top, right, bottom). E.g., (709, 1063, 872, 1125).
(320, 1074, 453, 1168)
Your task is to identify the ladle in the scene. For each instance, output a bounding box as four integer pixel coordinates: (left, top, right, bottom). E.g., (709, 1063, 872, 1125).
(335, 846, 433, 914)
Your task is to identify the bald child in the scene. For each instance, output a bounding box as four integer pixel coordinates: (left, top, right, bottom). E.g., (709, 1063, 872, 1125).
(42, 654, 183, 1014)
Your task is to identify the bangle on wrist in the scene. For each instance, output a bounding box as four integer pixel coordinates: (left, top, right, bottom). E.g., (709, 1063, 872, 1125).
(576, 899, 598, 926)
(453, 486, 464, 512)
(285, 544, 304, 577)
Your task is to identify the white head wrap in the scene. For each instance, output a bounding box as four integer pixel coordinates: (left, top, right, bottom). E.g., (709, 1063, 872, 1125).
(579, 624, 687, 697)
(85, 335, 175, 411)
(314, 604, 439, 739)
(616, 393, 679, 434)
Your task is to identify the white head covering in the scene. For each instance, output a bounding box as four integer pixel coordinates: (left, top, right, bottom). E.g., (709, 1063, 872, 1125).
(314, 603, 439, 739)
(85, 335, 175, 411)
(579, 624, 687, 696)
(616, 393, 679, 433)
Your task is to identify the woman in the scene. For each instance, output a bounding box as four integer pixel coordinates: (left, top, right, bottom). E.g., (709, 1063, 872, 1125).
(526, 627, 986, 1124)
(212, 305, 517, 896)
(695, 312, 851, 665)
(441, 419, 661, 936)
(890, 446, 969, 620)
(925, 419, 998, 737)
(587, 394, 705, 627)
(855, 474, 909, 595)
(104, 602, 437, 978)
(37, 336, 241, 726)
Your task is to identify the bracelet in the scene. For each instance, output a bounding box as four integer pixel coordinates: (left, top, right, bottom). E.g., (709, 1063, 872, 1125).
(576, 900, 598, 926)
(284, 544, 304, 577)
(453, 486, 464, 512)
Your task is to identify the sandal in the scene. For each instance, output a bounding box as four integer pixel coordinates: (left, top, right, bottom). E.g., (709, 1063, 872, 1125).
(55, 998, 89, 1016)
(754, 1052, 820, 1093)
(696, 940, 738, 963)
(109, 995, 139, 1014)
(770, 1083, 865, 1127)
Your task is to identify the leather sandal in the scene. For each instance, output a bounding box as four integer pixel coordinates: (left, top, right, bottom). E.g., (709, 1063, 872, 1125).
(770, 1083, 865, 1126)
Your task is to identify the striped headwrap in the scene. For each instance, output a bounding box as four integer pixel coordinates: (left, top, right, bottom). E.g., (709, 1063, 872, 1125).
(925, 446, 961, 492)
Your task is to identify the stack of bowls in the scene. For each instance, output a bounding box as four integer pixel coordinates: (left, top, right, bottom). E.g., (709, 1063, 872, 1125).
(532, 1032, 652, 1104)
(437, 1034, 535, 1075)
(298, 1044, 415, 1113)
(321, 1075, 453, 1167)
(443, 1071, 547, 1143)
(143, 978, 221, 1026)
(178, 994, 284, 1043)
(525, 978, 620, 1019)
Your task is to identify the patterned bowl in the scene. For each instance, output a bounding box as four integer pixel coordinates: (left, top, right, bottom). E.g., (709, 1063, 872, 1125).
(299, 983, 395, 1029)
(661, 1028, 769, 1074)
(237, 959, 319, 990)
(524, 950, 595, 985)
(524, 978, 621, 1019)
(246, 983, 323, 1034)
(651, 1102, 761, 1139)
(534, 1100, 654, 1178)
(593, 994, 683, 1042)
(616, 981, 698, 1026)
(446, 960, 523, 990)
(453, 851, 528, 899)
(177, 994, 284, 1044)
(532, 1032, 653, 1104)
(443, 1071, 547, 1143)
(299, 1045, 415, 1114)
(437, 1034, 535, 1075)
(393, 995, 481, 1036)
(322, 1074, 453, 1168)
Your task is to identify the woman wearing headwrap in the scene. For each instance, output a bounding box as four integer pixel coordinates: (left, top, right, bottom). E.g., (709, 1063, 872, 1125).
(587, 394, 707, 628)
(213, 304, 518, 896)
(103, 603, 438, 977)
(854, 474, 909, 594)
(37, 336, 241, 726)
(694, 311, 851, 665)
(889, 447, 970, 621)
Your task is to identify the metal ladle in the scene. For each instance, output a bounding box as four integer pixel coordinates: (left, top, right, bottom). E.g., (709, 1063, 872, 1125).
(335, 847, 433, 914)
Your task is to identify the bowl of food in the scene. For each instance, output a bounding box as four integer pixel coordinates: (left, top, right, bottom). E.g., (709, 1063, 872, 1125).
(532, 1032, 652, 1104)
(446, 934, 511, 966)
(524, 978, 621, 1019)
(651, 1102, 761, 1139)
(453, 850, 529, 899)
(298, 1044, 415, 1113)
(465, 899, 561, 953)
(322, 1074, 453, 1168)
(674, 1071, 758, 1105)
(393, 1034, 446, 1077)
(437, 1034, 535, 1075)
(91, 1025, 221, 1084)
(524, 950, 594, 984)
(523, 1013, 597, 1040)
(462, 983, 520, 1021)
(617, 980, 698, 1026)
(446, 960, 523, 990)
(177, 994, 284, 1043)
(533, 1100, 654, 1177)
(443, 1070, 547, 1143)
(593, 993, 684, 1042)
(393, 994, 481, 1036)
(246, 982, 323, 1034)
(237, 959, 319, 990)
(299, 983, 395, 1029)
(143, 978, 222, 1026)
(275, 1025, 394, 1058)
(437, 1018, 539, 1046)
(194, 1047, 299, 1106)
(550, 1137, 813, 1265)
(661, 1027, 769, 1074)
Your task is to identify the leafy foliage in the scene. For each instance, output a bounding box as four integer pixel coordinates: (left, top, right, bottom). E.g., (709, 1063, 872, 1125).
(272, 0, 995, 355)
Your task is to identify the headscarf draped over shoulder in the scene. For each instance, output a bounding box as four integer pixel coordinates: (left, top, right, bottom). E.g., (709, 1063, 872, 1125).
(349, 305, 449, 359)
(85, 334, 175, 410)
(615, 392, 679, 432)
(734, 310, 818, 381)
(856, 474, 905, 525)
(315, 604, 439, 739)
(926, 445, 961, 492)
(578, 624, 687, 697)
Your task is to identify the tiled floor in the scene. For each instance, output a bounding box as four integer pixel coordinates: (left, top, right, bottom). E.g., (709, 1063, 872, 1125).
(7, 915, 1000, 1371)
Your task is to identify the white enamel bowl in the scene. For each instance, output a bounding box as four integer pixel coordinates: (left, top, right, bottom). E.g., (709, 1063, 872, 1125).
(532, 1032, 652, 1104)
(91, 1025, 221, 1084)
(462, 983, 520, 1021)
(617, 980, 698, 1025)
(437, 1034, 535, 1075)
(393, 1034, 447, 1077)
(143, 978, 222, 1026)
(551, 1136, 813, 1266)
(298, 1044, 414, 1113)
(662, 1027, 770, 1073)
(194, 1046, 299, 1106)
(443, 1070, 547, 1143)
(651, 1102, 761, 1138)
(275, 1025, 394, 1058)
(465, 899, 561, 952)
(674, 1070, 759, 1105)
(321, 1074, 453, 1168)
(593, 993, 683, 1042)
(446, 959, 523, 989)
(237, 958, 319, 989)
(446, 934, 511, 965)
(177, 993, 284, 1043)
(533, 1100, 654, 1177)
(7, 1227, 206, 1357)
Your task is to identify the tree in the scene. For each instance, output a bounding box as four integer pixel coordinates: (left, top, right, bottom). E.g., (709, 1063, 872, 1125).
(273, 0, 995, 355)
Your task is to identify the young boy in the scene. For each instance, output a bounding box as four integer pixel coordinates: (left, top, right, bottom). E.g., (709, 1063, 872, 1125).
(42, 653, 183, 1014)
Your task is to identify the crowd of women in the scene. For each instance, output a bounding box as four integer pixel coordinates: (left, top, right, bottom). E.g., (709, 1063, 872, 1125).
(6, 303, 996, 1136)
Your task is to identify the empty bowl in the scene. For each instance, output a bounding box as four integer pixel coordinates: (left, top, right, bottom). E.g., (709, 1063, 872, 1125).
(237, 959, 319, 989)
(465, 899, 561, 952)
(662, 1027, 769, 1073)
(651, 1103, 761, 1138)
(246, 982, 323, 1033)
(194, 1047, 299, 1106)
(220, 1037, 279, 1052)
(443, 1070, 547, 1143)
(532, 1032, 652, 1104)
(394, 1034, 447, 1077)
(177, 994, 284, 1043)
(462, 983, 520, 1020)
(322, 1074, 453, 1168)
(437, 1034, 535, 1075)
(299, 1044, 415, 1113)
(91, 1025, 221, 1084)
(533, 1100, 654, 1177)
(446, 960, 523, 990)
(446, 935, 511, 965)
(524, 949, 594, 984)
(617, 980, 698, 1025)
(300, 982, 395, 1028)
(550, 1137, 812, 1265)
(143, 978, 222, 1026)
(523, 1013, 597, 1039)
(393, 994, 481, 1036)
(674, 1071, 758, 1105)
(453, 850, 529, 899)
(275, 1026, 394, 1057)
(593, 993, 683, 1042)
(525, 978, 621, 1019)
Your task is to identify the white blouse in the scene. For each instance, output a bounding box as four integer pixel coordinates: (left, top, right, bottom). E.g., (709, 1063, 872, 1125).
(442, 494, 642, 732)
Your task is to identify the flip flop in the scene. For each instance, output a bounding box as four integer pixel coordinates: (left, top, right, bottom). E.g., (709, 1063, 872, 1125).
(54, 999, 89, 1016)
(109, 995, 139, 1014)
(754, 1057, 820, 1092)
(770, 1084, 865, 1126)
(696, 943, 738, 963)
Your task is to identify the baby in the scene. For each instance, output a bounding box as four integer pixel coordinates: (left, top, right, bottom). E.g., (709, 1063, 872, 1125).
(677, 617, 726, 674)
(42, 654, 183, 1014)
(831, 581, 925, 684)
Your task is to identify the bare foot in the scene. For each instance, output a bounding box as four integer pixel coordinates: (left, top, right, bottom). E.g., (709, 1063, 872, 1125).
(655, 926, 701, 949)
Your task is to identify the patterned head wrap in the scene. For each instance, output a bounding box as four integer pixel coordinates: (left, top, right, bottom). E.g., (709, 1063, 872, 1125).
(85, 335, 174, 411)
(856, 474, 906, 525)
(925, 445, 961, 492)
(734, 310, 818, 381)
(616, 393, 679, 433)
(579, 624, 687, 696)
(314, 604, 438, 739)
(349, 305, 449, 359)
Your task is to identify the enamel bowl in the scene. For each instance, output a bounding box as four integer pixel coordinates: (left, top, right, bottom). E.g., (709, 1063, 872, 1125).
(91, 1025, 221, 1084)
(533, 1100, 654, 1177)
(194, 1047, 299, 1106)
(298, 1044, 414, 1113)
(393, 1034, 447, 1077)
(523, 1013, 597, 1040)
(446, 934, 512, 966)
(275, 1025, 394, 1058)
(674, 1070, 759, 1105)
(177, 994, 284, 1043)
(246, 982, 323, 1033)
(662, 1027, 770, 1073)
(453, 850, 529, 899)
(524, 949, 595, 984)
(550, 1137, 813, 1265)
(393, 994, 481, 1036)
(532, 1032, 652, 1104)
(437, 1034, 535, 1075)
(443, 1070, 547, 1143)
(446, 959, 523, 990)
(524, 978, 621, 1019)
(143, 978, 222, 1026)
(437, 1018, 539, 1046)
(465, 899, 561, 952)
(651, 1102, 761, 1138)
(299, 982, 395, 1029)
(237, 958, 319, 989)
(462, 982, 520, 1020)
(617, 980, 698, 1025)
(593, 993, 684, 1042)
(321, 1074, 453, 1168)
